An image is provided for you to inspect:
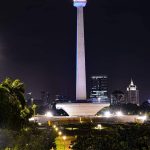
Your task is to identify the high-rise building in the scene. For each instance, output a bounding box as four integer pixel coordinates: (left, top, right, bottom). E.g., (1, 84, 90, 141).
(73, 0, 87, 100)
(111, 90, 125, 105)
(126, 79, 139, 105)
(41, 91, 51, 105)
(89, 75, 109, 103)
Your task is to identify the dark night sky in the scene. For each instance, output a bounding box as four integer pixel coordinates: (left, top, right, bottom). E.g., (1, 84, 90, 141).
(0, 0, 150, 102)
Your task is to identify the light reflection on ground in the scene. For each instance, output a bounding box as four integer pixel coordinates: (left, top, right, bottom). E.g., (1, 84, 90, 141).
(55, 136, 75, 150)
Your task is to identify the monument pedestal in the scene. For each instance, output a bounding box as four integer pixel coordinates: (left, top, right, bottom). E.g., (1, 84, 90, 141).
(56, 103, 110, 116)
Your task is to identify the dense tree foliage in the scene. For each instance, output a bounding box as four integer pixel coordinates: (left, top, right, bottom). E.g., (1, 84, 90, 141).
(73, 124, 150, 150)
(0, 129, 14, 149)
(0, 124, 57, 150)
(0, 78, 57, 150)
(96, 103, 150, 116)
(0, 78, 33, 130)
(12, 124, 56, 150)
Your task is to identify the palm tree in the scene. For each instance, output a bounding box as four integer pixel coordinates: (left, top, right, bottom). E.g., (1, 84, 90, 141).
(0, 78, 33, 129)
(1, 78, 25, 108)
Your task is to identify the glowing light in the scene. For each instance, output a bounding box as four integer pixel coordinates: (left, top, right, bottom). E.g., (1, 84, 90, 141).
(97, 124, 102, 129)
(104, 111, 111, 117)
(137, 115, 147, 121)
(73, 0, 87, 1)
(73, 0, 87, 7)
(55, 127, 58, 131)
(58, 131, 62, 136)
(53, 125, 56, 128)
(79, 117, 83, 123)
(38, 122, 42, 126)
(29, 117, 35, 121)
(98, 97, 101, 101)
(45, 112, 53, 117)
(116, 111, 123, 117)
(63, 136, 66, 140)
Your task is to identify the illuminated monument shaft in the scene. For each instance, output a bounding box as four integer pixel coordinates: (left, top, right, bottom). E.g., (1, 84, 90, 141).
(74, 0, 87, 100)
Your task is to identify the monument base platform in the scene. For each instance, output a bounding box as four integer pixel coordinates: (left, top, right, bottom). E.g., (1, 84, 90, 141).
(56, 103, 110, 116)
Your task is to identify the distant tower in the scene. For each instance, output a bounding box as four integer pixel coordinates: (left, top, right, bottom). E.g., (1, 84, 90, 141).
(126, 79, 139, 105)
(73, 0, 87, 100)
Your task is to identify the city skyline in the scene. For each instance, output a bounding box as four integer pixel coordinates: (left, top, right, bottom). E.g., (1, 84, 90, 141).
(0, 0, 150, 102)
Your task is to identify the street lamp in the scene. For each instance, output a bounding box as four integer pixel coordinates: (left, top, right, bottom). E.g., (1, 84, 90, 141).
(62, 136, 66, 150)
(55, 127, 58, 131)
(116, 111, 123, 117)
(45, 111, 53, 117)
(97, 124, 102, 130)
(31, 98, 34, 105)
(63, 136, 66, 140)
(104, 111, 112, 117)
(58, 131, 62, 136)
(137, 115, 147, 122)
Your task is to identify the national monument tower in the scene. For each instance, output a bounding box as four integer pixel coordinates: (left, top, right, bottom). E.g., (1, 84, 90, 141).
(55, 1, 109, 116)
(73, 0, 87, 100)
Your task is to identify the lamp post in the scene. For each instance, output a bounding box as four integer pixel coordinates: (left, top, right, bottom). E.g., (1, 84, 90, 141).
(31, 98, 37, 122)
(55, 127, 58, 131)
(62, 136, 66, 150)
(58, 131, 62, 136)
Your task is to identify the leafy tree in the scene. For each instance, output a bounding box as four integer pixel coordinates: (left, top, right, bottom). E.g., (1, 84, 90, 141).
(0, 78, 33, 130)
(72, 124, 150, 150)
(13, 124, 56, 150)
(0, 129, 15, 149)
(96, 103, 143, 116)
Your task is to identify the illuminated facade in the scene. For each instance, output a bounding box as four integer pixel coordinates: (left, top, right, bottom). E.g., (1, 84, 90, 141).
(89, 76, 109, 103)
(56, 103, 109, 116)
(126, 79, 139, 105)
(73, 0, 87, 100)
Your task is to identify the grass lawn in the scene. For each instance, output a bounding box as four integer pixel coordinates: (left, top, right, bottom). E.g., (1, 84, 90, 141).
(55, 136, 75, 150)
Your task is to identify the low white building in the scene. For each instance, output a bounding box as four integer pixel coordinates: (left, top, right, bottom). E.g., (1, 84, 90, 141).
(56, 103, 109, 116)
